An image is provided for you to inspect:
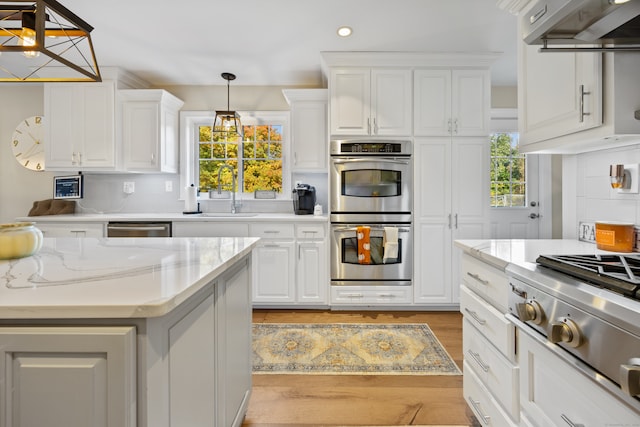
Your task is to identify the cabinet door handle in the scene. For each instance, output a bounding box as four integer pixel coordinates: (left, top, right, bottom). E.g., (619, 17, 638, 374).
(579, 84, 591, 123)
(467, 272, 489, 286)
(448, 213, 452, 229)
(373, 117, 378, 135)
(468, 396, 490, 424)
(464, 308, 487, 325)
(454, 213, 458, 229)
(453, 118, 458, 134)
(561, 414, 584, 427)
(447, 118, 452, 134)
(467, 349, 490, 372)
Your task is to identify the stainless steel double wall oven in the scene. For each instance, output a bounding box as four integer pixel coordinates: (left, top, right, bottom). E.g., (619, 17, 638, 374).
(330, 140, 413, 286)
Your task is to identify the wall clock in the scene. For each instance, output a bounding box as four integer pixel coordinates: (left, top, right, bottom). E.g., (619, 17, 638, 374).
(12, 116, 45, 171)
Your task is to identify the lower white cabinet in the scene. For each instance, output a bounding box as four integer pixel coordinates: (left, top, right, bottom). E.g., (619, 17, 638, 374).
(36, 222, 105, 238)
(463, 361, 518, 427)
(252, 239, 296, 304)
(518, 330, 640, 427)
(0, 256, 253, 427)
(296, 224, 328, 305)
(172, 221, 249, 237)
(0, 326, 136, 427)
(330, 285, 412, 306)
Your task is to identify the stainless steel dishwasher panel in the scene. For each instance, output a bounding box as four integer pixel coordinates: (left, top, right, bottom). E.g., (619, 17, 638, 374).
(107, 222, 172, 237)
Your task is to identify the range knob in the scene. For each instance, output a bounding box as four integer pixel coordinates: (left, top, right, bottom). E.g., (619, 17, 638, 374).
(620, 358, 640, 396)
(549, 317, 583, 348)
(516, 299, 544, 325)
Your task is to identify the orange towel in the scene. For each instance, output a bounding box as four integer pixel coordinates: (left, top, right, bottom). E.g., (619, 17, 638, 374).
(357, 226, 371, 264)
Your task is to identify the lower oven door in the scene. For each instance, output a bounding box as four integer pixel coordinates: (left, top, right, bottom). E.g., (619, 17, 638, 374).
(330, 224, 412, 286)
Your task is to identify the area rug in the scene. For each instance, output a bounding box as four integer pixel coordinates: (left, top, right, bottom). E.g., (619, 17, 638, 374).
(252, 323, 461, 375)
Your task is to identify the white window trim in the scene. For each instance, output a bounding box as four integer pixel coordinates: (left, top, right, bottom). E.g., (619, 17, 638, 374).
(179, 110, 291, 201)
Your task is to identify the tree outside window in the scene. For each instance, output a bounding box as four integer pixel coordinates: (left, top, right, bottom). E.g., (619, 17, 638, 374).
(198, 123, 283, 194)
(490, 132, 526, 207)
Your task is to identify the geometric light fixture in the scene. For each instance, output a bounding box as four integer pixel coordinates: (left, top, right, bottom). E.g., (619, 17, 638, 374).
(0, 0, 100, 82)
(213, 72, 242, 139)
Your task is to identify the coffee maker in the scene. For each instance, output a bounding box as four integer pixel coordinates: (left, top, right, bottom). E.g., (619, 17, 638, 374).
(292, 184, 316, 215)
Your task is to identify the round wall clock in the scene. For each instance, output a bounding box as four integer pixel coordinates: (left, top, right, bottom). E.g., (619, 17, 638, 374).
(12, 115, 45, 171)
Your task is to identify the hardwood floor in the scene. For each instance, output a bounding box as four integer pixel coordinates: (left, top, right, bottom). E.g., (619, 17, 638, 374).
(243, 309, 477, 426)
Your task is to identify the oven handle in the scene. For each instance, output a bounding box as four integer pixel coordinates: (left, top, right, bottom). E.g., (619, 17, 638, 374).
(331, 158, 410, 165)
(332, 226, 411, 233)
(506, 313, 640, 411)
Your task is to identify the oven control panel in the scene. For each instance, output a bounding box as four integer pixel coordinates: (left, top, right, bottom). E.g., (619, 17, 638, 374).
(330, 140, 412, 155)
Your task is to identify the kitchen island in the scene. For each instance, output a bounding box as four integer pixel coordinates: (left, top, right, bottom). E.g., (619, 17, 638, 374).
(0, 236, 259, 427)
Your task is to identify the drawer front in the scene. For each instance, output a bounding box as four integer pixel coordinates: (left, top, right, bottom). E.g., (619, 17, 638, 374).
(463, 319, 519, 419)
(295, 224, 326, 239)
(330, 286, 412, 305)
(250, 223, 295, 239)
(461, 253, 509, 312)
(463, 361, 518, 427)
(460, 285, 515, 361)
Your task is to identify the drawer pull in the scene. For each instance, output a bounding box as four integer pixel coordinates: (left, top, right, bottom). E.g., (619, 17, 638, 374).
(344, 293, 364, 298)
(377, 294, 396, 298)
(467, 272, 489, 285)
(264, 230, 281, 234)
(468, 396, 491, 424)
(561, 414, 584, 427)
(467, 349, 490, 372)
(464, 308, 487, 325)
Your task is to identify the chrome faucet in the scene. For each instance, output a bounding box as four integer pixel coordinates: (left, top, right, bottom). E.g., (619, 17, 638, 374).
(217, 164, 239, 214)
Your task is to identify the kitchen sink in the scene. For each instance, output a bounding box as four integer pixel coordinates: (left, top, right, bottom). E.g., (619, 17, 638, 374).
(201, 213, 259, 218)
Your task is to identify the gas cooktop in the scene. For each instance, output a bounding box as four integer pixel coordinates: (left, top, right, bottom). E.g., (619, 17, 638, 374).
(536, 254, 640, 300)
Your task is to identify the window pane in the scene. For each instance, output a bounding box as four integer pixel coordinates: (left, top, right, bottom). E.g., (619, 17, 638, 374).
(490, 133, 526, 208)
(244, 160, 282, 192)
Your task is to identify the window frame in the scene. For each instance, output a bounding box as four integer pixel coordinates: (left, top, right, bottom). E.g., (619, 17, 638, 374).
(180, 110, 291, 201)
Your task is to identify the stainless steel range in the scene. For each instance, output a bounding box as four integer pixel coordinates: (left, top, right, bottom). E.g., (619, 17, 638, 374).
(507, 254, 640, 415)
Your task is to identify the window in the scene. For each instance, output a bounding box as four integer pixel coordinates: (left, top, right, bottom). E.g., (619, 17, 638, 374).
(490, 132, 526, 207)
(189, 112, 289, 198)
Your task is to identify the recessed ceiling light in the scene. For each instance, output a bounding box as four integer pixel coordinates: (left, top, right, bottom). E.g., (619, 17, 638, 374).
(337, 26, 352, 37)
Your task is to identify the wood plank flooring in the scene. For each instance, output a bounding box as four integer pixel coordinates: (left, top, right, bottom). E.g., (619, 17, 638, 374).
(243, 309, 477, 427)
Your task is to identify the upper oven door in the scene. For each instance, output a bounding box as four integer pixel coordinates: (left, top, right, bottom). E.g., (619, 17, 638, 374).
(330, 156, 412, 214)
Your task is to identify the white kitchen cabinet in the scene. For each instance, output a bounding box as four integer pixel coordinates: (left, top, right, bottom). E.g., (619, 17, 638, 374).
(414, 68, 490, 137)
(120, 89, 184, 173)
(458, 251, 519, 426)
(251, 223, 296, 304)
(295, 224, 328, 305)
(413, 137, 490, 305)
(45, 82, 117, 171)
(518, 40, 602, 149)
(283, 89, 328, 172)
(0, 326, 136, 427)
(36, 221, 105, 237)
(518, 330, 639, 427)
(329, 68, 412, 136)
(330, 285, 412, 306)
(172, 221, 249, 237)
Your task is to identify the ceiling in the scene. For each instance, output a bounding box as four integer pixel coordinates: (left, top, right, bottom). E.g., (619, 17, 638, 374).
(45, 0, 518, 87)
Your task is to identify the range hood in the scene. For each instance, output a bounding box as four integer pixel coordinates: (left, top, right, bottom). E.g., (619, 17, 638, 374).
(522, 0, 640, 51)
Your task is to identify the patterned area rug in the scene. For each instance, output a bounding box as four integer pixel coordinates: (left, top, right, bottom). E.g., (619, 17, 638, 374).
(252, 323, 462, 375)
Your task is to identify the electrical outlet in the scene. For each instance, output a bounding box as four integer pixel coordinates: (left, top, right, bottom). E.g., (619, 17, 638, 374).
(165, 181, 173, 192)
(123, 182, 135, 194)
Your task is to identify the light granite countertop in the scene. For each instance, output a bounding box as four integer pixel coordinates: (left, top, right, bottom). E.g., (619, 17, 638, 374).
(454, 238, 605, 271)
(0, 237, 259, 319)
(16, 212, 329, 223)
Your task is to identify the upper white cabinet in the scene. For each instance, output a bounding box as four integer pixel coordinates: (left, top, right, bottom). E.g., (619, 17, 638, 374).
(518, 41, 602, 149)
(414, 69, 490, 137)
(45, 82, 117, 171)
(282, 89, 328, 171)
(329, 68, 412, 136)
(120, 89, 184, 173)
(517, 3, 640, 153)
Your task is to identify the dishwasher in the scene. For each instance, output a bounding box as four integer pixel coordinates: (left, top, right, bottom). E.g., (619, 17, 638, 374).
(106, 222, 172, 237)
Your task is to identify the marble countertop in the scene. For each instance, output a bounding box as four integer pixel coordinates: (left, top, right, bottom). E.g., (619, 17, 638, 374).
(16, 213, 329, 223)
(0, 237, 259, 319)
(454, 239, 605, 271)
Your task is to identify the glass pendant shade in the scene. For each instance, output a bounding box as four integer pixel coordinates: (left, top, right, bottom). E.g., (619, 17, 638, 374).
(213, 72, 242, 139)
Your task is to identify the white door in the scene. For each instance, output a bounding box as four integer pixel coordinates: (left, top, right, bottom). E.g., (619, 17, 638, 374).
(488, 109, 542, 239)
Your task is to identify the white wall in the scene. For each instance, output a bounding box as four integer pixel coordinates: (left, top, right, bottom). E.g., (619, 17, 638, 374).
(0, 85, 54, 223)
(563, 143, 640, 239)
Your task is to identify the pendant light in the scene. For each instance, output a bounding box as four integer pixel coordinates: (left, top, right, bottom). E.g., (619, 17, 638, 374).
(213, 72, 242, 139)
(0, 0, 100, 82)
